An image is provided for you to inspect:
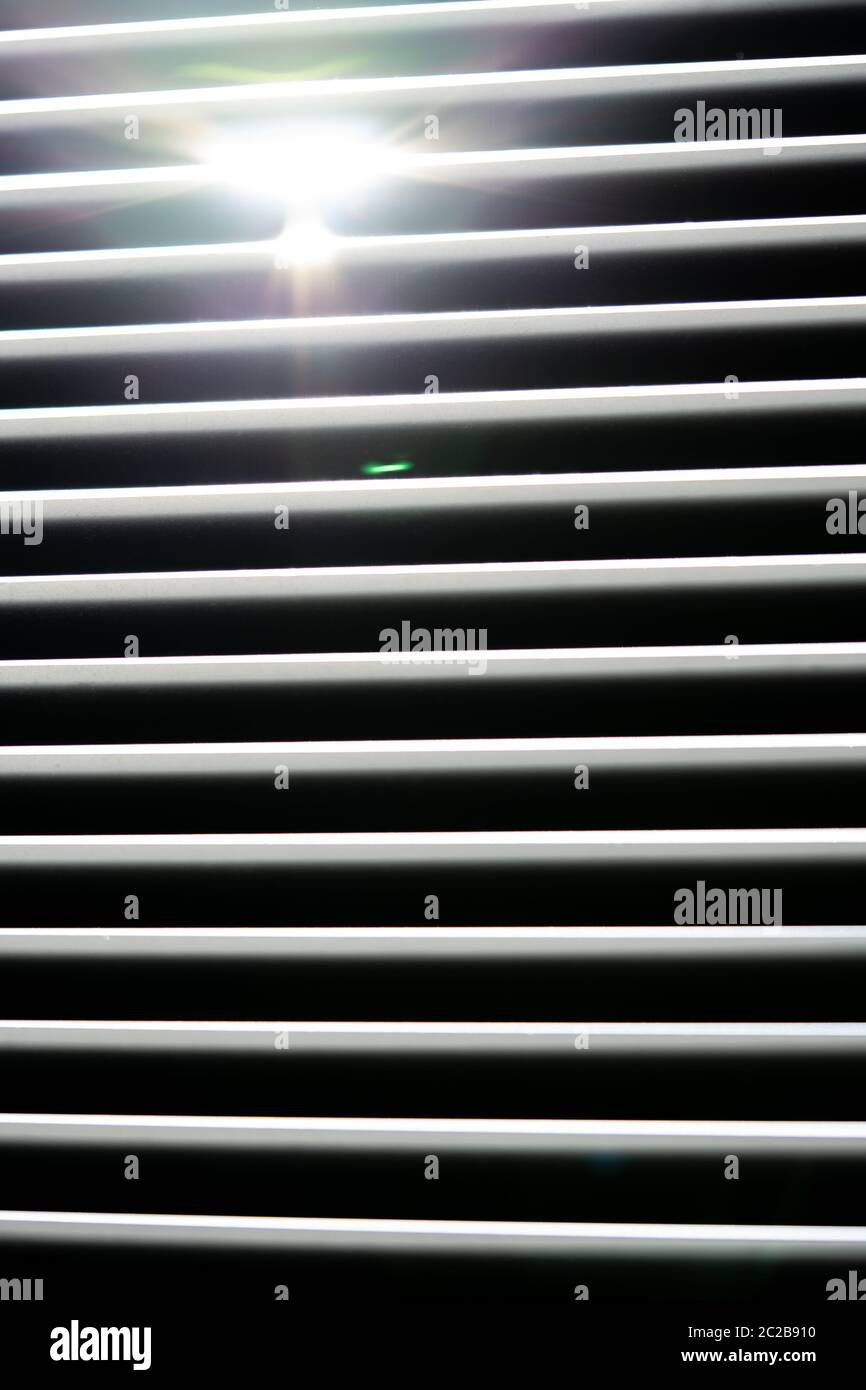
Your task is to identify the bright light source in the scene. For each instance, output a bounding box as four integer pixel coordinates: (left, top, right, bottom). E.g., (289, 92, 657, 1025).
(204, 127, 390, 265)
(271, 211, 338, 267)
(204, 128, 389, 207)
